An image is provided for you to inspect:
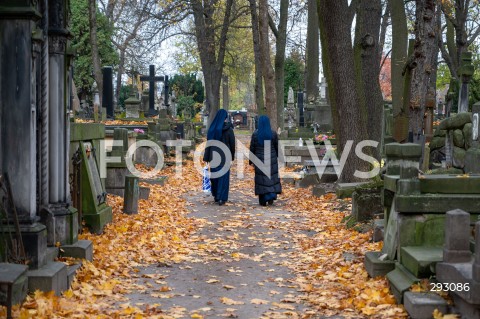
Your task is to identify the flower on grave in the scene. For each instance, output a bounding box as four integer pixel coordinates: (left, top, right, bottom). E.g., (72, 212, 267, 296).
(134, 128, 145, 134)
(314, 134, 329, 142)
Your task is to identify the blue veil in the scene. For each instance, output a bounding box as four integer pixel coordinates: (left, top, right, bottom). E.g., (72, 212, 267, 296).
(207, 109, 228, 141)
(257, 115, 272, 146)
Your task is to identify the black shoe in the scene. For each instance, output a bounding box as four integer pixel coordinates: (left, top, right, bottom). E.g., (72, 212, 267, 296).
(259, 201, 267, 206)
(268, 200, 274, 205)
(218, 200, 225, 206)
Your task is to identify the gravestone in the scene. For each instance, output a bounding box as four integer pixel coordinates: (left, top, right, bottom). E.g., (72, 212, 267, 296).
(140, 65, 169, 117)
(457, 52, 474, 113)
(436, 211, 480, 318)
(465, 102, 480, 173)
(70, 123, 113, 234)
(106, 128, 130, 197)
(123, 175, 139, 215)
(140, 90, 149, 116)
(124, 93, 141, 118)
(102, 66, 114, 118)
(314, 77, 333, 132)
(285, 87, 296, 129)
(297, 90, 305, 127)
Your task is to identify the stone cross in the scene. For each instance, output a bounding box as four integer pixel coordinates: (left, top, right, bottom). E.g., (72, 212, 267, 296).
(140, 65, 168, 117)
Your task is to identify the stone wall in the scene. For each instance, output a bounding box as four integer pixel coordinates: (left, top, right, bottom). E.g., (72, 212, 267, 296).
(430, 112, 472, 171)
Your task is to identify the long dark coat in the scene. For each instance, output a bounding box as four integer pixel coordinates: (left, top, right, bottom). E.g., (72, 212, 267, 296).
(203, 122, 235, 201)
(249, 130, 282, 195)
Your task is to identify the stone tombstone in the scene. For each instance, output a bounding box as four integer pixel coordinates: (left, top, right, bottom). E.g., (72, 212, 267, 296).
(473, 102, 480, 144)
(124, 93, 141, 118)
(287, 87, 294, 104)
(458, 52, 474, 113)
(319, 77, 327, 100)
(297, 90, 305, 127)
(140, 90, 149, 114)
(315, 77, 332, 132)
(465, 102, 480, 173)
(102, 66, 114, 118)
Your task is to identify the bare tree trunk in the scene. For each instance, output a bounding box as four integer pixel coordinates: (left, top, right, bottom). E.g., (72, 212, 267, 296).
(273, 0, 288, 129)
(222, 75, 229, 110)
(259, 0, 278, 130)
(318, 0, 370, 182)
(378, 0, 391, 64)
(191, 0, 234, 125)
(354, 0, 383, 161)
(89, 0, 103, 101)
(248, 0, 265, 114)
(409, 0, 437, 142)
(306, 0, 319, 103)
(116, 49, 125, 108)
(390, 0, 409, 142)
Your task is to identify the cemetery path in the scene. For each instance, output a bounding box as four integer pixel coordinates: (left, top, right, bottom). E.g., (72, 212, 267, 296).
(6, 134, 406, 319)
(127, 187, 313, 319)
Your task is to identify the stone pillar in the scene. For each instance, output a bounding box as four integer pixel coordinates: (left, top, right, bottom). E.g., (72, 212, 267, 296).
(465, 102, 480, 173)
(102, 66, 114, 119)
(0, 1, 41, 222)
(298, 91, 305, 127)
(443, 209, 471, 263)
(397, 143, 422, 195)
(0, 1, 51, 268)
(123, 175, 139, 215)
(457, 52, 474, 114)
(424, 91, 435, 143)
(45, 0, 78, 246)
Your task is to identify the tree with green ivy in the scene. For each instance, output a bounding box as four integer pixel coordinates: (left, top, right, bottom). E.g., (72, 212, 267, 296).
(170, 74, 205, 118)
(283, 50, 305, 104)
(70, 0, 118, 102)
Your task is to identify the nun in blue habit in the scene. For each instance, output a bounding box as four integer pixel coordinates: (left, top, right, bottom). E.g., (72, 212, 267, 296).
(249, 115, 282, 206)
(203, 109, 235, 205)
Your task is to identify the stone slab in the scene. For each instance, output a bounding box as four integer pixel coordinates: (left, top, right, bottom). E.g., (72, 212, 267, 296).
(83, 203, 112, 235)
(139, 176, 168, 185)
(404, 291, 448, 319)
(139, 186, 150, 200)
(0, 263, 29, 305)
(46, 247, 59, 263)
(59, 240, 93, 261)
(67, 263, 82, 289)
(27, 262, 67, 296)
(386, 263, 420, 303)
(419, 175, 480, 194)
(364, 251, 396, 278)
(383, 175, 399, 192)
(312, 185, 326, 197)
(352, 189, 382, 222)
(70, 123, 105, 141)
(373, 219, 385, 242)
(401, 246, 443, 278)
(335, 182, 369, 199)
(395, 194, 480, 213)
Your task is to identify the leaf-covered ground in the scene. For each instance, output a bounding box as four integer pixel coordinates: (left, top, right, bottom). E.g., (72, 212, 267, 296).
(2, 137, 408, 318)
